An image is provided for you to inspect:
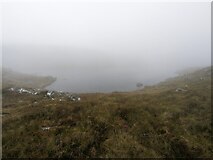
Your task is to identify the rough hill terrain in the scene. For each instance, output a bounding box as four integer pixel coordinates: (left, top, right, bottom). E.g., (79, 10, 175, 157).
(2, 66, 212, 158)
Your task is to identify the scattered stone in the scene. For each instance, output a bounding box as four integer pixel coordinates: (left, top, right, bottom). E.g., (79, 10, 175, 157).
(7, 87, 81, 102)
(47, 91, 54, 97)
(8, 87, 40, 95)
(8, 88, 14, 91)
(70, 95, 81, 101)
(33, 92, 38, 95)
(41, 127, 51, 131)
(18, 88, 31, 94)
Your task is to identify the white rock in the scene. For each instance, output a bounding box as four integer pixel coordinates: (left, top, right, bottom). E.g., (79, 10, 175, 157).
(9, 88, 14, 91)
(42, 127, 50, 130)
(18, 88, 31, 94)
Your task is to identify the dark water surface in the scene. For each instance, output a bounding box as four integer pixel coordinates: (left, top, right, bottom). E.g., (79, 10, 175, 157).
(45, 69, 177, 93)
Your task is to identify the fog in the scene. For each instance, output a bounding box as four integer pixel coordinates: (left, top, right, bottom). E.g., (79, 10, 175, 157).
(2, 1, 211, 93)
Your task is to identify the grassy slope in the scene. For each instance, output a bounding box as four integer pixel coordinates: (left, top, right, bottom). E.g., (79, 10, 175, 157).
(2, 66, 212, 158)
(2, 68, 56, 89)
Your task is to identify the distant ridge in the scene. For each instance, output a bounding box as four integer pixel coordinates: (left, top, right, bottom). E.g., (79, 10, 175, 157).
(2, 68, 56, 89)
(175, 66, 208, 76)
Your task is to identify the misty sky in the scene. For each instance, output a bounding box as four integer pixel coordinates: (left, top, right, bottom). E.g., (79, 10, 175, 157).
(1, 1, 211, 92)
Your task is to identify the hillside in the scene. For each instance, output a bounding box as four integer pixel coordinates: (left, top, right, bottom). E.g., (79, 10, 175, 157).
(1, 68, 56, 89)
(2, 66, 212, 158)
